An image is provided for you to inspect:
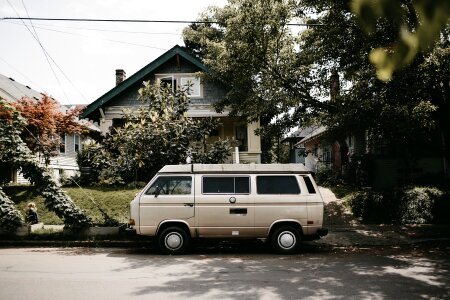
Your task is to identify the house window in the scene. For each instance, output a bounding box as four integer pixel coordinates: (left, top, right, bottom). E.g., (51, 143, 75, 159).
(112, 118, 126, 129)
(235, 124, 248, 151)
(160, 76, 177, 92)
(180, 77, 201, 97)
(156, 74, 202, 98)
(59, 134, 66, 154)
(74, 135, 81, 152)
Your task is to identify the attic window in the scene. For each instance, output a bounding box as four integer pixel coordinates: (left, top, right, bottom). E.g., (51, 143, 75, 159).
(180, 77, 201, 97)
(160, 76, 177, 92)
(156, 74, 202, 98)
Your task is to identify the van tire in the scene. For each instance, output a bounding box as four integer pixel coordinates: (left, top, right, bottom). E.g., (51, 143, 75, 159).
(158, 226, 190, 255)
(271, 226, 300, 254)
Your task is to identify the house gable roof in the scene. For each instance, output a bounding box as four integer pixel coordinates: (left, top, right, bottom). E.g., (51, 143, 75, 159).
(0, 73, 43, 102)
(81, 45, 208, 119)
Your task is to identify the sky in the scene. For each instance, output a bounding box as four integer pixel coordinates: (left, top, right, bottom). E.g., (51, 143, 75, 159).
(0, 0, 227, 105)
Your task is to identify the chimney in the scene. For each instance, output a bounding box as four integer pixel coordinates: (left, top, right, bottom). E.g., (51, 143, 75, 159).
(116, 69, 126, 86)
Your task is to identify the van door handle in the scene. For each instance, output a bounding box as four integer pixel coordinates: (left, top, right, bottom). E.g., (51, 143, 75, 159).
(184, 203, 193, 207)
(229, 197, 236, 203)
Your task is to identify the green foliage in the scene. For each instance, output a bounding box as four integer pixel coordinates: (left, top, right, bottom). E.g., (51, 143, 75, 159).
(186, 1, 449, 165)
(315, 168, 343, 187)
(352, 0, 450, 80)
(4, 186, 139, 226)
(0, 99, 91, 230)
(0, 187, 24, 232)
(183, 0, 313, 159)
(94, 81, 232, 183)
(400, 187, 443, 224)
(76, 140, 103, 185)
(346, 186, 448, 224)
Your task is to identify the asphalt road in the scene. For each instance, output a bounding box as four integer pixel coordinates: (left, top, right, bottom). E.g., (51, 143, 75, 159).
(0, 243, 449, 300)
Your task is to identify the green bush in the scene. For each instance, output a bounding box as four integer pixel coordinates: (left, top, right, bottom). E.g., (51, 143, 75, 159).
(0, 188, 24, 231)
(346, 186, 448, 224)
(315, 168, 342, 187)
(346, 190, 399, 223)
(400, 187, 444, 224)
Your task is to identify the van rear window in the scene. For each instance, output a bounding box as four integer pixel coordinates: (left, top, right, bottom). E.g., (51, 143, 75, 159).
(257, 176, 300, 194)
(202, 176, 250, 194)
(303, 176, 316, 194)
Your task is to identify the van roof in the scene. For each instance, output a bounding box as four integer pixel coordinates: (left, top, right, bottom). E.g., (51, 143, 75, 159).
(158, 164, 309, 174)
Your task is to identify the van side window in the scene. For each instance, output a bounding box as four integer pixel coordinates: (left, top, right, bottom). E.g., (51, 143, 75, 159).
(145, 176, 192, 195)
(257, 176, 300, 194)
(203, 176, 250, 194)
(303, 176, 316, 194)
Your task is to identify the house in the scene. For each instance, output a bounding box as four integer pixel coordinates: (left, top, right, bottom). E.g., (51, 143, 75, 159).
(0, 73, 98, 184)
(282, 127, 322, 164)
(296, 122, 449, 189)
(297, 126, 365, 174)
(81, 45, 262, 163)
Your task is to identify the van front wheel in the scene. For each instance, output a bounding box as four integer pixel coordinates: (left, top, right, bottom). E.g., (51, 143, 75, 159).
(271, 226, 300, 254)
(158, 226, 189, 255)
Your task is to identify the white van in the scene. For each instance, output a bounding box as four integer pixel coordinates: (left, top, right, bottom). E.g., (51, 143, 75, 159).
(129, 164, 328, 254)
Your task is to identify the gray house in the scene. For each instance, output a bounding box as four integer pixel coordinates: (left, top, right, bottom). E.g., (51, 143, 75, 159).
(81, 45, 262, 163)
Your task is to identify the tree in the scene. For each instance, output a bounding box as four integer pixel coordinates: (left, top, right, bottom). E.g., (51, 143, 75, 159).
(297, 0, 449, 144)
(93, 81, 231, 183)
(352, 0, 450, 81)
(0, 99, 91, 230)
(183, 0, 323, 161)
(11, 95, 87, 164)
(185, 0, 449, 167)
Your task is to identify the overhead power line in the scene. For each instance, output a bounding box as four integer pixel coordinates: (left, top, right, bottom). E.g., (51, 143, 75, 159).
(1, 16, 324, 26)
(6, 21, 168, 50)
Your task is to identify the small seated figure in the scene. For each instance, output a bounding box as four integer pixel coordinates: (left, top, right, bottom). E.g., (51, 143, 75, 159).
(27, 202, 39, 225)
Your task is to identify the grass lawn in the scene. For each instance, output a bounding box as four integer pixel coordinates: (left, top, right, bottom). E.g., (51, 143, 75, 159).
(3, 186, 140, 225)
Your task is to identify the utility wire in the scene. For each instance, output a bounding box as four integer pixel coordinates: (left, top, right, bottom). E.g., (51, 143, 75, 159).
(9, 21, 182, 35)
(21, 1, 89, 103)
(1, 16, 324, 26)
(6, 21, 168, 50)
(6, 1, 69, 102)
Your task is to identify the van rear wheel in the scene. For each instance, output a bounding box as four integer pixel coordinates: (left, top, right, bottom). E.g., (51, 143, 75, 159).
(271, 226, 300, 254)
(158, 226, 190, 255)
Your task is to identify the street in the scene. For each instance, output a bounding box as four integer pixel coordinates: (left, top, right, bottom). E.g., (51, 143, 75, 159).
(0, 243, 449, 300)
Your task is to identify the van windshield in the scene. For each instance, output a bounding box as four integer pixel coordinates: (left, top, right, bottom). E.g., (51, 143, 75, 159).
(145, 176, 192, 195)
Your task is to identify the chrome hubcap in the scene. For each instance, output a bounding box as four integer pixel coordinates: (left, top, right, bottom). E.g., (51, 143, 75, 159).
(278, 231, 296, 250)
(165, 232, 183, 250)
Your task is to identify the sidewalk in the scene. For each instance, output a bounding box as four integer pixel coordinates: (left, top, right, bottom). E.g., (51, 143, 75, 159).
(315, 224, 450, 247)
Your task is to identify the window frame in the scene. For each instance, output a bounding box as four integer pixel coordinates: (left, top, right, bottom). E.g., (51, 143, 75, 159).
(180, 76, 201, 97)
(74, 135, 81, 153)
(144, 175, 193, 196)
(256, 175, 301, 195)
(201, 175, 251, 195)
(155, 73, 202, 98)
(302, 175, 317, 194)
(59, 134, 66, 154)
